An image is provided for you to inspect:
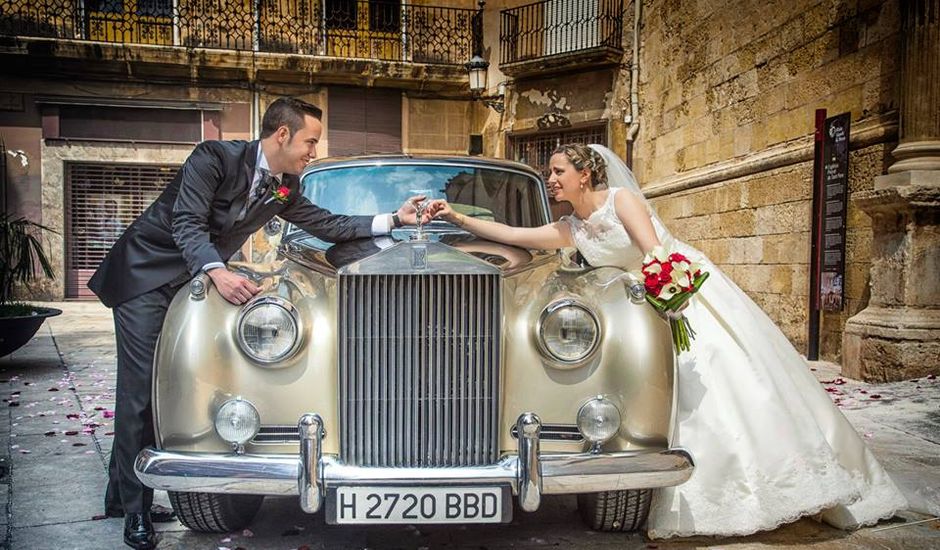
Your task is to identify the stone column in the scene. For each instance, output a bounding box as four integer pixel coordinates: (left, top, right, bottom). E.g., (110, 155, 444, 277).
(843, 0, 940, 381)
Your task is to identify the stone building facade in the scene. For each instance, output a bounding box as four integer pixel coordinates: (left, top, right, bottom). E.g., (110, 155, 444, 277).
(2, 0, 937, 378)
(479, 0, 937, 379)
(0, 0, 481, 299)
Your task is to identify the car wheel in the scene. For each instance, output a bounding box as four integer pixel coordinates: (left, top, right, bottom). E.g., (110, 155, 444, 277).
(168, 491, 264, 533)
(577, 489, 652, 532)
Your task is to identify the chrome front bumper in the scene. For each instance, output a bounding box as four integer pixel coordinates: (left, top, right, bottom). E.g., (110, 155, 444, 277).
(135, 413, 694, 513)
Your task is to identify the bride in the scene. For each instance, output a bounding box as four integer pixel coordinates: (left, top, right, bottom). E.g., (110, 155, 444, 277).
(426, 144, 907, 538)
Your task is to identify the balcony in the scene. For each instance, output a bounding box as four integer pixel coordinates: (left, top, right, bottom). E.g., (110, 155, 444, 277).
(499, 0, 623, 78)
(0, 0, 483, 90)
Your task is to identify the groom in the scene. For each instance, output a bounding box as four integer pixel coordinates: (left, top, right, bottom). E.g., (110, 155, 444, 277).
(88, 97, 424, 549)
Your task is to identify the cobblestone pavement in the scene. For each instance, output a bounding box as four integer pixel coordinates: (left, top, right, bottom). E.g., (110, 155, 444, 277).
(0, 302, 938, 550)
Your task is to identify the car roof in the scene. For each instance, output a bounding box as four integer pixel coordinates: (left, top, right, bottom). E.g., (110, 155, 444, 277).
(301, 154, 544, 180)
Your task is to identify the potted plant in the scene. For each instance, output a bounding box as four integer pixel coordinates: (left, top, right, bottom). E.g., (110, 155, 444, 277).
(0, 213, 61, 357)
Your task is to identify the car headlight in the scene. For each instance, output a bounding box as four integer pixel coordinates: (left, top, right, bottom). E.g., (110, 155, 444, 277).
(577, 396, 621, 445)
(236, 296, 301, 364)
(537, 299, 600, 366)
(214, 397, 261, 447)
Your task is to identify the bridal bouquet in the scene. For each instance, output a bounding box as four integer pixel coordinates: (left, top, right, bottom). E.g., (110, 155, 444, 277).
(634, 247, 709, 354)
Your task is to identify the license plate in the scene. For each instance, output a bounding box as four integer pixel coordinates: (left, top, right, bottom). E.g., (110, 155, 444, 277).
(327, 486, 509, 524)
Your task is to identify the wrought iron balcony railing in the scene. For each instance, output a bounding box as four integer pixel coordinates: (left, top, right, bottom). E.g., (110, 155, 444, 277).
(499, 0, 623, 66)
(0, 0, 482, 66)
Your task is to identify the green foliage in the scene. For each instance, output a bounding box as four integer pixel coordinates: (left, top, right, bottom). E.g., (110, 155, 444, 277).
(0, 301, 44, 318)
(0, 213, 56, 306)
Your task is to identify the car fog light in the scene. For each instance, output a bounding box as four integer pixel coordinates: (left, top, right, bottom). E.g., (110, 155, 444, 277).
(537, 299, 600, 366)
(214, 398, 261, 446)
(577, 397, 621, 444)
(236, 297, 301, 364)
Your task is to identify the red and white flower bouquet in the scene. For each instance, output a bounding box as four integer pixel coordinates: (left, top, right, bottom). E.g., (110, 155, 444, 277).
(634, 246, 709, 354)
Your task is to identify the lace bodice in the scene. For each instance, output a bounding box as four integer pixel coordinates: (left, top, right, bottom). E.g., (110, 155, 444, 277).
(562, 188, 672, 270)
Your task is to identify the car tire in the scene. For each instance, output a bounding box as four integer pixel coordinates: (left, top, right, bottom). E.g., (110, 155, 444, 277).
(577, 489, 652, 532)
(168, 491, 264, 533)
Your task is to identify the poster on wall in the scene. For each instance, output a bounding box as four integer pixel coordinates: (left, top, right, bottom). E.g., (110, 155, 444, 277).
(819, 113, 850, 311)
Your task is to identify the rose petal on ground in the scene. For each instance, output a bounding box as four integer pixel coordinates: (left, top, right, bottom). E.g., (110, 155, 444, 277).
(44, 431, 56, 436)
(870, 394, 882, 399)
(92, 514, 108, 520)
(72, 443, 87, 447)
(64, 431, 79, 436)
(48, 388, 59, 392)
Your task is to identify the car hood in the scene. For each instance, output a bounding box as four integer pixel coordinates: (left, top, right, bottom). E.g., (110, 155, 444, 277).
(283, 233, 556, 276)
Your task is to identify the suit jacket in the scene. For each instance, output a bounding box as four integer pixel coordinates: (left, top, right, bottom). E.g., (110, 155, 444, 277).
(88, 140, 373, 308)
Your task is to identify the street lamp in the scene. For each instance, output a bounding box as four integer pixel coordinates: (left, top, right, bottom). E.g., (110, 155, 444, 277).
(465, 55, 505, 114)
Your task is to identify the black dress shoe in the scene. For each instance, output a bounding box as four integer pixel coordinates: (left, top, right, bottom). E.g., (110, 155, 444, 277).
(123, 513, 156, 550)
(108, 504, 176, 523)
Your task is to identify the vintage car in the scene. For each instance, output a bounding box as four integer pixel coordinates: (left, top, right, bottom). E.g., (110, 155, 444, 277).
(134, 155, 693, 533)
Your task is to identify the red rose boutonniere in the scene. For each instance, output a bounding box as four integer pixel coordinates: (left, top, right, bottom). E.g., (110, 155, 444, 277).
(266, 185, 290, 205)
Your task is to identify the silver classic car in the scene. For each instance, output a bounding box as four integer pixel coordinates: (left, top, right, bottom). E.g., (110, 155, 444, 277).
(134, 155, 693, 533)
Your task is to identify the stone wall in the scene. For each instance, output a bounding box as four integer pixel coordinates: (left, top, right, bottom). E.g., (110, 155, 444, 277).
(638, 0, 901, 361)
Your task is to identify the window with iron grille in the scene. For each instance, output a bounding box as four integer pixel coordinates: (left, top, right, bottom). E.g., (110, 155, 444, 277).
(86, 0, 124, 13)
(325, 0, 358, 30)
(509, 124, 608, 219)
(66, 162, 178, 298)
(136, 0, 172, 17)
(369, 0, 401, 32)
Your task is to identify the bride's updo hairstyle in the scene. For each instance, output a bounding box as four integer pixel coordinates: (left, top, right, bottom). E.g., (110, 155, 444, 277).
(552, 143, 609, 189)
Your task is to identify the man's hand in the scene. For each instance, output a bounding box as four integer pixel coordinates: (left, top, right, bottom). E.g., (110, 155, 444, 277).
(396, 195, 432, 225)
(207, 268, 260, 305)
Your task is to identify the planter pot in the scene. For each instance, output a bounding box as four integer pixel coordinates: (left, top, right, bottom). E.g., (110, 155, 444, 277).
(0, 306, 63, 358)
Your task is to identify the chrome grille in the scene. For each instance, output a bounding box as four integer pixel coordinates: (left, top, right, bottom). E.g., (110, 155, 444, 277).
(339, 273, 501, 467)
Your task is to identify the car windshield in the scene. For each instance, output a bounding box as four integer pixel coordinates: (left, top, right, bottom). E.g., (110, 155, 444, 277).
(290, 163, 548, 238)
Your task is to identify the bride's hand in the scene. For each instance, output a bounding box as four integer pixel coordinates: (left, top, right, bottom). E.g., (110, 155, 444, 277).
(427, 199, 455, 222)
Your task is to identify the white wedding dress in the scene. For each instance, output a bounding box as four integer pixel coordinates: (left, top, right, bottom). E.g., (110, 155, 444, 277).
(562, 153, 908, 538)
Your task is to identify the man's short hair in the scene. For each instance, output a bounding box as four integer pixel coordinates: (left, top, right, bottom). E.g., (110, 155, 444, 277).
(260, 97, 323, 139)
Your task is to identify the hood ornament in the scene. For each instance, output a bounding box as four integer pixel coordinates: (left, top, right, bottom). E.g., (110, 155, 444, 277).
(409, 192, 432, 242)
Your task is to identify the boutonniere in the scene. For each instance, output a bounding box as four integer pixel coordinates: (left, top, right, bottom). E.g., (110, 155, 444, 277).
(265, 185, 291, 205)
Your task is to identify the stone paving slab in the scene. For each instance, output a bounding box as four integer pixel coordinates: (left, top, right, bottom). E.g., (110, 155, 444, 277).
(1, 303, 938, 550)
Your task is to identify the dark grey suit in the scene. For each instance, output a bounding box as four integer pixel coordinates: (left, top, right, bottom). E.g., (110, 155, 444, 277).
(88, 139, 372, 515)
